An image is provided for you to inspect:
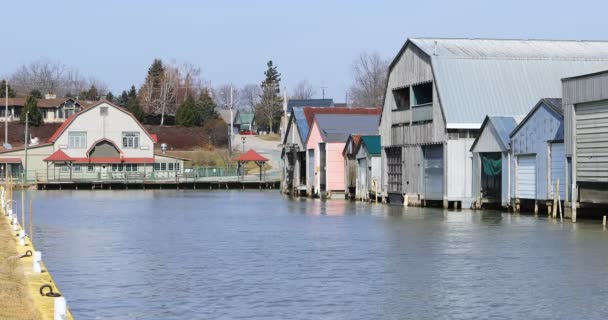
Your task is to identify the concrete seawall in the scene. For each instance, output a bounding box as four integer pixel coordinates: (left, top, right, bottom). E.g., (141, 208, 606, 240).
(1, 190, 73, 320)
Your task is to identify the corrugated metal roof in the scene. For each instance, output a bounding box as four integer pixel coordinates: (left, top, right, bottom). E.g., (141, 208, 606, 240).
(292, 107, 310, 142)
(488, 116, 518, 149)
(404, 38, 608, 127)
(315, 114, 379, 142)
(287, 99, 333, 112)
(360, 135, 381, 155)
(237, 112, 255, 124)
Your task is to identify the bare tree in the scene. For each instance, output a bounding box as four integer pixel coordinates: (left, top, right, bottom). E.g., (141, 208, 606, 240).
(239, 83, 261, 111)
(87, 76, 109, 97)
(213, 84, 240, 110)
(177, 62, 203, 105)
(157, 67, 179, 125)
(291, 80, 316, 99)
(348, 51, 389, 107)
(10, 58, 67, 95)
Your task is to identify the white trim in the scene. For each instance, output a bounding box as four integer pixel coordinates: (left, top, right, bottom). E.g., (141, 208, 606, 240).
(446, 123, 481, 129)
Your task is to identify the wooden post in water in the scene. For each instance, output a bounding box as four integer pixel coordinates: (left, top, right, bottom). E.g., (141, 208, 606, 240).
(29, 199, 33, 243)
(552, 179, 559, 218)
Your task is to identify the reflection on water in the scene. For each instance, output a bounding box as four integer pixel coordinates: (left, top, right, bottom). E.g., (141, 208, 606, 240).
(15, 190, 608, 319)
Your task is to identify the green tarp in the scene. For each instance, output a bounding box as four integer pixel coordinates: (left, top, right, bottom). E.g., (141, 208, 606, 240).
(482, 154, 501, 176)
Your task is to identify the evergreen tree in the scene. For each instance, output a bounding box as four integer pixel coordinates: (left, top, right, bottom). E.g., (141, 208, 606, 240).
(85, 85, 98, 100)
(30, 89, 43, 99)
(254, 60, 283, 132)
(116, 90, 129, 106)
(126, 85, 144, 121)
(197, 89, 218, 124)
(105, 91, 114, 102)
(0, 80, 17, 98)
(20, 95, 43, 127)
(176, 94, 200, 127)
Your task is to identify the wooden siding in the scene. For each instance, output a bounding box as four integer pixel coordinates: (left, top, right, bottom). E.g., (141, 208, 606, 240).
(447, 139, 474, 200)
(575, 101, 608, 183)
(471, 125, 502, 153)
(326, 142, 346, 192)
(510, 104, 563, 200)
(563, 72, 608, 156)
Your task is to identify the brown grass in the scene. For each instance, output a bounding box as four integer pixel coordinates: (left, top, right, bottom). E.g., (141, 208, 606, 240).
(0, 220, 41, 320)
(256, 133, 281, 141)
(166, 148, 234, 167)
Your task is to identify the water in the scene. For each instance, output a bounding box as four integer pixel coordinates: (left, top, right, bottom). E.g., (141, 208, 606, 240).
(17, 190, 608, 319)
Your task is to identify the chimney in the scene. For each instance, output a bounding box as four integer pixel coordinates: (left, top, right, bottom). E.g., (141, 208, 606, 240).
(44, 93, 57, 100)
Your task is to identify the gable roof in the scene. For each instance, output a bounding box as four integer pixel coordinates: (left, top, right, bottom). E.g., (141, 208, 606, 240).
(510, 98, 563, 138)
(236, 112, 255, 125)
(342, 134, 362, 156)
(47, 100, 156, 143)
(386, 38, 608, 128)
(44, 149, 74, 162)
(236, 149, 268, 162)
(470, 116, 518, 152)
(217, 109, 234, 124)
(287, 99, 334, 112)
(0, 97, 87, 109)
(359, 135, 381, 156)
(303, 107, 381, 128)
(313, 114, 379, 143)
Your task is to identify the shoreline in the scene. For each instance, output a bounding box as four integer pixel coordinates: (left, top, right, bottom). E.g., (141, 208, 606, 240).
(1, 194, 73, 320)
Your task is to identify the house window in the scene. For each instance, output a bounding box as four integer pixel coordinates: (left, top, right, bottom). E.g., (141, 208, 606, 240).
(100, 107, 108, 116)
(412, 82, 433, 106)
(175, 163, 180, 171)
(60, 165, 69, 172)
(386, 147, 402, 193)
(122, 132, 140, 148)
(393, 87, 410, 110)
(68, 131, 87, 148)
(43, 109, 49, 119)
(154, 163, 161, 171)
(125, 164, 138, 172)
(160, 163, 166, 171)
(168, 163, 174, 171)
(87, 165, 94, 172)
(112, 164, 124, 172)
(73, 165, 82, 172)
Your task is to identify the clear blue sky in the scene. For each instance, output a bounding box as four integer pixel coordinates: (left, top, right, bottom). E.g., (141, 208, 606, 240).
(1, 0, 607, 101)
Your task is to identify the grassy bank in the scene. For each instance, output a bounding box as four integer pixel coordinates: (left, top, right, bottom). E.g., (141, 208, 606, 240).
(165, 148, 272, 172)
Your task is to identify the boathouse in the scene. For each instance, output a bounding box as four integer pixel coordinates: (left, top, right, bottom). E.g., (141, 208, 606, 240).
(380, 38, 608, 208)
(354, 135, 382, 201)
(0, 101, 187, 183)
(306, 113, 379, 198)
(342, 134, 361, 199)
(563, 69, 608, 219)
(509, 98, 564, 212)
(470, 116, 519, 208)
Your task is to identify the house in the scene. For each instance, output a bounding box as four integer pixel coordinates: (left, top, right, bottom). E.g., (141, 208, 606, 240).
(306, 113, 379, 198)
(235, 112, 256, 133)
(508, 98, 564, 213)
(562, 69, 608, 221)
(354, 135, 382, 201)
(342, 134, 361, 199)
(0, 95, 95, 123)
(470, 116, 519, 208)
(218, 109, 238, 135)
(0, 100, 187, 182)
(380, 38, 608, 208)
(281, 106, 378, 196)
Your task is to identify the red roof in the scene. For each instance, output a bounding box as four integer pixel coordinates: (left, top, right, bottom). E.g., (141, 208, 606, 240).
(150, 134, 158, 143)
(303, 107, 381, 127)
(47, 100, 156, 144)
(235, 149, 269, 162)
(44, 150, 73, 162)
(0, 157, 22, 164)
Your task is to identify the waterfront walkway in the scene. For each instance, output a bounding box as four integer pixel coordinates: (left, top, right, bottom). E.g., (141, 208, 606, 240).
(1, 189, 73, 320)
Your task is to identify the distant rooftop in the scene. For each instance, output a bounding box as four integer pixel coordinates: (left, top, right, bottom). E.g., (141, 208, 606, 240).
(287, 99, 333, 112)
(315, 114, 379, 142)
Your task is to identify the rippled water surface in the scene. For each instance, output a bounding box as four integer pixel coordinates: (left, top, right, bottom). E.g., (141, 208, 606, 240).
(20, 190, 608, 319)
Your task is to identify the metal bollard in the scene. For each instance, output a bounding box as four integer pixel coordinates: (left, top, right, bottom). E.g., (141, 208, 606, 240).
(19, 229, 25, 246)
(33, 251, 42, 273)
(54, 297, 67, 320)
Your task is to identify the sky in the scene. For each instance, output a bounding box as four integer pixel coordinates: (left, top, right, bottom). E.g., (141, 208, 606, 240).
(1, 0, 608, 102)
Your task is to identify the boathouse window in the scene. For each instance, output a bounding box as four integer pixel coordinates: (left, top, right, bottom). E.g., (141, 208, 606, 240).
(412, 82, 433, 106)
(87, 165, 94, 172)
(386, 147, 402, 193)
(393, 87, 410, 110)
(122, 132, 140, 148)
(68, 131, 87, 148)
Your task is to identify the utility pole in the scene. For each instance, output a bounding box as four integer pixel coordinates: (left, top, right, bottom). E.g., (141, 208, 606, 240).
(320, 82, 328, 99)
(4, 80, 8, 145)
(24, 112, 29, 184)
(229, 86, 233, 157)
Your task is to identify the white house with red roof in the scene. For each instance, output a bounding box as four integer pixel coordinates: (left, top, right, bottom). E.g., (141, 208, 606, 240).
(0, 100, 187, 182)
